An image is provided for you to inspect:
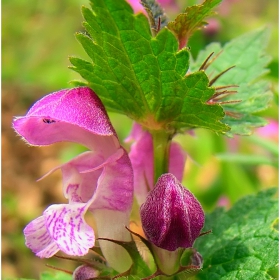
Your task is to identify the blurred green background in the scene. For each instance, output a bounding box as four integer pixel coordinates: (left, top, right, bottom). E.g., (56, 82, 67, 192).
(2, 0, 278, 279)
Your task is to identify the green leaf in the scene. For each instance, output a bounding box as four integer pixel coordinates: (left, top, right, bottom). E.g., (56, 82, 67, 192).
(167, 0, 222, 48)
(191, 28, 272, 136)
(195, 188, 278, 279)
(70, 0, 229, 134)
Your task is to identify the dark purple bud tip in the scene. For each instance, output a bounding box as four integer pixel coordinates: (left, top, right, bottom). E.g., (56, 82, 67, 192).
(140, 173, 205, 251)
(191, 250, 203, 267)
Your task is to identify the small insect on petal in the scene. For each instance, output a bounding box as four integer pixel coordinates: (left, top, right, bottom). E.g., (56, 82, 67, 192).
(43, 118, 56, 124)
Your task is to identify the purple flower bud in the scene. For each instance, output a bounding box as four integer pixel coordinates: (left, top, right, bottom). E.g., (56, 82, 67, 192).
(191, 250, 203, 267)
(73, 265, 99, 280)
(140, 173, 204, 251)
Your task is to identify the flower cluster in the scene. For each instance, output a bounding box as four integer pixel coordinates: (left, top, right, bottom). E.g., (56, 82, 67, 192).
(13, 1, 206, 278)
(13, 86, 205, 277)
(13, 87, 133, 272)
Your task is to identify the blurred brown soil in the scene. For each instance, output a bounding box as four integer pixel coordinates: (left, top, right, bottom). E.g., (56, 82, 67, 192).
(2, 86, 76, 279)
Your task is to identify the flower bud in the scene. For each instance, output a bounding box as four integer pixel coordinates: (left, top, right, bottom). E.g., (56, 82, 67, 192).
(73, 265, 99, 280)
(140, 173, 204, 251)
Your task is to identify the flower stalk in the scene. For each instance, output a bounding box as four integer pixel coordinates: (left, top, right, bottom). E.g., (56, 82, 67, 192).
(152, 130, 171, 184)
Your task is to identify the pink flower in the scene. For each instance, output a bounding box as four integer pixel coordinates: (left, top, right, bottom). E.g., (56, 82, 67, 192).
(140, 173, 204, 251)
(217, 195, 230, 209)
(256, 119, 278, 140)
(13, 87, 133, 272)
(126, 0, 147, 15)
(126, 123, 186, 205)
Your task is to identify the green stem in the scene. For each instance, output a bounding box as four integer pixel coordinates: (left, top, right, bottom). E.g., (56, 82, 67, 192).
(152, 130, 171, 185)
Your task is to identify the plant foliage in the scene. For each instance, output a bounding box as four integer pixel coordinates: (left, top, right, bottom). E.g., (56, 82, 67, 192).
(191, 28, 272, 136)
(70, 0, 229, 134)
(195, 188, 278, 279)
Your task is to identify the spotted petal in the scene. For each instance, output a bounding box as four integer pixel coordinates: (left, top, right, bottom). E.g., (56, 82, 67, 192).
(23, 216, 60, 258)
(44, 203, 95, 256)
(15, 87, 134, 272)
(34, 148, 134, 270)
(24, 203, 95, 258)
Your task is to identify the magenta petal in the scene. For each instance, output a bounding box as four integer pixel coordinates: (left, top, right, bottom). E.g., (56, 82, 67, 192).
(89, 148, 134, 212)
(169, 142, 186, 183)
(60, 151, 106, 203)
(22, 87, 114, 136)
(15, 86, 134, 264)
(140, 173, 205, 251)
(54, 148, 133, 212)
(13, 87, 119, 152)
(24, 216, 59, 258)
(127, 124, 154, 205)
(256, 119, 278, 139)
(126, 0, 147, 15)
(44, 203, 95, 256)
(37, 151, 105, 204)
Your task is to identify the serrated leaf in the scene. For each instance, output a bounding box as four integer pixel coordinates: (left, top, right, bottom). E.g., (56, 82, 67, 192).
(191, 28, 272, 136)
(70, 0, 229, 134)
(195, 188, 278, 280)
(167, 0, 222, 48)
